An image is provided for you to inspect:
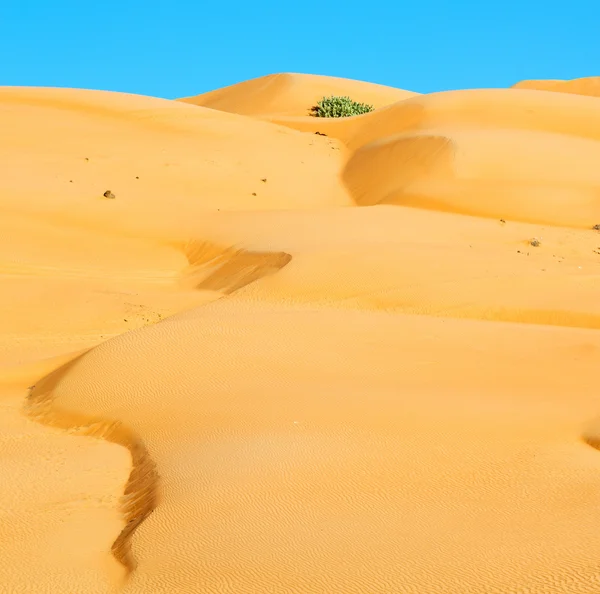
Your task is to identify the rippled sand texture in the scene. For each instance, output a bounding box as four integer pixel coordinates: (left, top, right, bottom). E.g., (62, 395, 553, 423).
(2, 74, 600, 593)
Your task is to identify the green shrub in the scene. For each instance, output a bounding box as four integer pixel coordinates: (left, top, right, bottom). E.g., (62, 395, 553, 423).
(310, 95, 374, 118)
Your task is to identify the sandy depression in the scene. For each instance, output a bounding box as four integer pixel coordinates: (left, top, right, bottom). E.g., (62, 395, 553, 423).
(2, 73, 600, 593)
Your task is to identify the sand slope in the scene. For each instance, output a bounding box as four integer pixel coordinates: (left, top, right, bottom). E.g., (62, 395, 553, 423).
(258, 88, 600, 226)
(513, 76, 600, 97)
(2, 75, 600, 593)
(178, 72, 417, 116)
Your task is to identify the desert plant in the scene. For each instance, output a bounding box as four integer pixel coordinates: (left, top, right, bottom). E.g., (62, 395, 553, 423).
(310, 95, 374, 118)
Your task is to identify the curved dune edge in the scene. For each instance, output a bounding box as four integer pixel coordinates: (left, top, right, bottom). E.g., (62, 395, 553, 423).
(177, 72, 418, 117)
(341, 128, 600, 227)
(16, 241, 294, 578)
(310, 88, 600, 224)
(255, 89, 600, 227)
(350, 88, 600, 148)
(512, 76, 600, 97)
(25, 357, 158, 577)
(36, 298, 600, 593)
(181, 240, 292, 293)
(259, 87, 600, 151)
(162, 205, 600, 333)
(580, 416, 600, 463)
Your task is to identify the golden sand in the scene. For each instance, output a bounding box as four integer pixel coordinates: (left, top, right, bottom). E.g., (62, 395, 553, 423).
(1, 75, 600, 593)
(512, 76, 600, 97)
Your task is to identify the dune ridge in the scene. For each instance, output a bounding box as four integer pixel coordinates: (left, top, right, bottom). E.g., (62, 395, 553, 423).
(181, 240, 293, 294)
(177, 72, 418, 116)
(8, 236, 299, 584)
(2, 73, 600, 593)
(512, 76, 600, 97)
(197, 84, 600, 226)
(25, 359, 158, 576)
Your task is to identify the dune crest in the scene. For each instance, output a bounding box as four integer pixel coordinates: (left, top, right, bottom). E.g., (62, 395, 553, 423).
(178, 72, 417, 116)
(513, 76, 600, 97)
(2, 73, 600, 593)
(25, 358, 158, 577)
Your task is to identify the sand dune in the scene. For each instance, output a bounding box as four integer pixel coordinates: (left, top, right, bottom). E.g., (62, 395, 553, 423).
(513, 76, 600, 97)
(178, 72, 417, 116)
(2, 74, 600, 593)
(344, 127, 600, 225)
(262, 87, 600, 148)
(260, 88, 600, 226)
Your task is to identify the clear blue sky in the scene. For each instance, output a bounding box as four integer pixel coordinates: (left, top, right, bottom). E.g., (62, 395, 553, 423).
(0, 1, 598, 99)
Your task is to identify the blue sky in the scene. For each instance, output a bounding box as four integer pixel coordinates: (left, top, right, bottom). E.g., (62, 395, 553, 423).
(0, 1, 598, 99)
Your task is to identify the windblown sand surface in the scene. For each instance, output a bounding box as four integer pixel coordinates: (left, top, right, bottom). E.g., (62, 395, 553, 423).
(2, 74, 600, 593)
(512, 76, 600, 97)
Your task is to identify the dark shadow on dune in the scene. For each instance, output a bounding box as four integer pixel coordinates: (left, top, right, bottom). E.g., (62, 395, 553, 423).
(24, 354, 158, 577)
(580, 416, 600, 460)
(182, 240, 292, 294)
(582, 428, 600, 452)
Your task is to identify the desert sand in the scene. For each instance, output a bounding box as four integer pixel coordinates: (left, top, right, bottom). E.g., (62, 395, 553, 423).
(512, 76, 600, 97)
(1, 74, 600, 593)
